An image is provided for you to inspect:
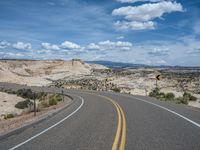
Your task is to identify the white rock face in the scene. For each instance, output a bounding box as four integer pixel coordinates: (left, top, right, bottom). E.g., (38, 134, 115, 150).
(0, 60, 107, 86)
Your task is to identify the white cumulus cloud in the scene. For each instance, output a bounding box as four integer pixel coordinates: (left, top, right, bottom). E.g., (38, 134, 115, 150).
(61, 41, 81, 49)
(41, 42, 60, 50)
(0, 41, 10, 49)
(98, 40, 132, 47)
(87, 43, 100, 50)
(112, 1, 183, 30)
(148, 48, 169, 56)
(87, 40, 133, 51)
(112, 1, 183, 21)
(13, 42, 32, 50)
(116, 0, 170, 3)
(114, 21, 155, 30)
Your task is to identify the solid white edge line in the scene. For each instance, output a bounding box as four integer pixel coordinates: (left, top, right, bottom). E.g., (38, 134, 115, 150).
(9, 95, 84, 150)
(109, 92, 200, 128)
(134, 97, 200, 128)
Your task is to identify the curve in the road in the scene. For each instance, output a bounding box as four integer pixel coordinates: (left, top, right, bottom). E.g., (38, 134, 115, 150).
(9, 95, 84, 150)
(109, 92, 200, 128)
(83, 92, 127, 150)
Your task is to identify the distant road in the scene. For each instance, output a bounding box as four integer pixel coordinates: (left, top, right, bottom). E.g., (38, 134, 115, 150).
(0, 82, 200, 150)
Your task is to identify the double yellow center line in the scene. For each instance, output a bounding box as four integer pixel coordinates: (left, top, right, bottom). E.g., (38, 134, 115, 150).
(83, 92, 126, 150)
(98, 95, 126, 150)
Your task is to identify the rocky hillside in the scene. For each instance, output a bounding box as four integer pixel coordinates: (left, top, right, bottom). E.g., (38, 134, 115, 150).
(0, 59, 107, 86)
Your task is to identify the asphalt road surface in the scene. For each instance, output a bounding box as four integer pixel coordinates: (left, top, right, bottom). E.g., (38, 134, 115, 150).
(0, 82, 200, 150)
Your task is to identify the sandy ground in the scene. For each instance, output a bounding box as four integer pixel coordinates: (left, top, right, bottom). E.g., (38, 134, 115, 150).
(111, 74, 200, 108)
(0, 92, 25, 116)
(188, 100, 200, 108)
(0, 96, 71, 135)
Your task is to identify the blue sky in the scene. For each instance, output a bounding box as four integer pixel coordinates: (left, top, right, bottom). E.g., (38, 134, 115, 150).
(0, 0, 200, 66)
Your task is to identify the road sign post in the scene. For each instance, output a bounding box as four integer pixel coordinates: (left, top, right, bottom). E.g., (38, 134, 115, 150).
(34, 98, 36, 116)
(62, 90, 64, 102)
(145, 88, 147, 96)
(155, 74, 161, 88)
(33, 93, 37, 116)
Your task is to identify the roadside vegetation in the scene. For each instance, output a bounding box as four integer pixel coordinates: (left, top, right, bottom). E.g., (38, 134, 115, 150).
(0, 88, 64, 119)
(4, 113, 14, 119)
(15, 99, 32, 109)
(149, 88, 197, 104)
(48, 94, 62, 106)
(111, 87, 121, 93)
(16, 89, 47, 100)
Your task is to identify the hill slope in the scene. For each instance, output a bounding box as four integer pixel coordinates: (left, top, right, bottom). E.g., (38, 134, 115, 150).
(0, 59, 107, 86)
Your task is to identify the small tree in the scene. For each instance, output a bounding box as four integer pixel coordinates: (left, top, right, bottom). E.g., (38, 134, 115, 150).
(165, 93, 175, 101)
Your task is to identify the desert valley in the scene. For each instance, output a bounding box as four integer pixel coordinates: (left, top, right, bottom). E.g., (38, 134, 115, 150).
(0, 59, 199, 108)
(0, 59, 200, 143)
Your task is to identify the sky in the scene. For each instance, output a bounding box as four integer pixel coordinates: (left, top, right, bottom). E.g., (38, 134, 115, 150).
(0, 0, 200, 66)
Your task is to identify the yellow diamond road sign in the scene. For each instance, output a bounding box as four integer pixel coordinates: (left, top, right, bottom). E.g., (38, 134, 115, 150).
(155, 75, 161, 81)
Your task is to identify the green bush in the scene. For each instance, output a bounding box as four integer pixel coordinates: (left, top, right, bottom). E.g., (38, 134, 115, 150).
(190, 95, 197, 101)
(112, 87, 121, 93)
(149, 87, 160, 98)
(55, 94, 62, 101)
(15, 99, 31, 109)
(165, 93, 175, 101)
(17, 89, 37, 99)
(49, 97, 57, 106)
(37, 92, 47, 99)
(183, 92, 197, 101)
(183, 92, 191, 98)
(4, 113, 14, 119)
(40, 101, 49, 108)
(176, 97, 188, 104)
(158, 92, 166, 101)
(6, 90, 17, 94)
(149, 88, 176, 101)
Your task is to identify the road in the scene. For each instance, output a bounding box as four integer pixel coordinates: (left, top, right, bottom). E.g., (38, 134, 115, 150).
(0, 83, 200, 150)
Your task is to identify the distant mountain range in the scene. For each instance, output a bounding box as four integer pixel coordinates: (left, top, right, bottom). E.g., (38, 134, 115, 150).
(86, 61, 148, 68)
(86, 61, 200, 69)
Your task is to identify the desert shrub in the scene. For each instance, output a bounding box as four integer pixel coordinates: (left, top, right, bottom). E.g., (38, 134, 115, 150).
(149, 88, 176, 101)
(158, 92, 166, 101)
(49, 97, 57, 106)
(112, 87, 121, 93)
(56, 95, 62, 101)
(4, 113, 14, 119)
(15, 99, 31, 109)
(149, 88, 160, 98)
(183, 92, 197, 101)
(40, 101, 49, 108)
(17, 89, 36, 99)
(37, 92, 47, 99)
(190, 95, 197, 101)
(48, 94, 62, 106)
(176, 97, 188, 104)
(183, 92, 191, 99)
(16, 89, 44, 100)
(5, 90, 17, 94)
(165, 93, 175, 101)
